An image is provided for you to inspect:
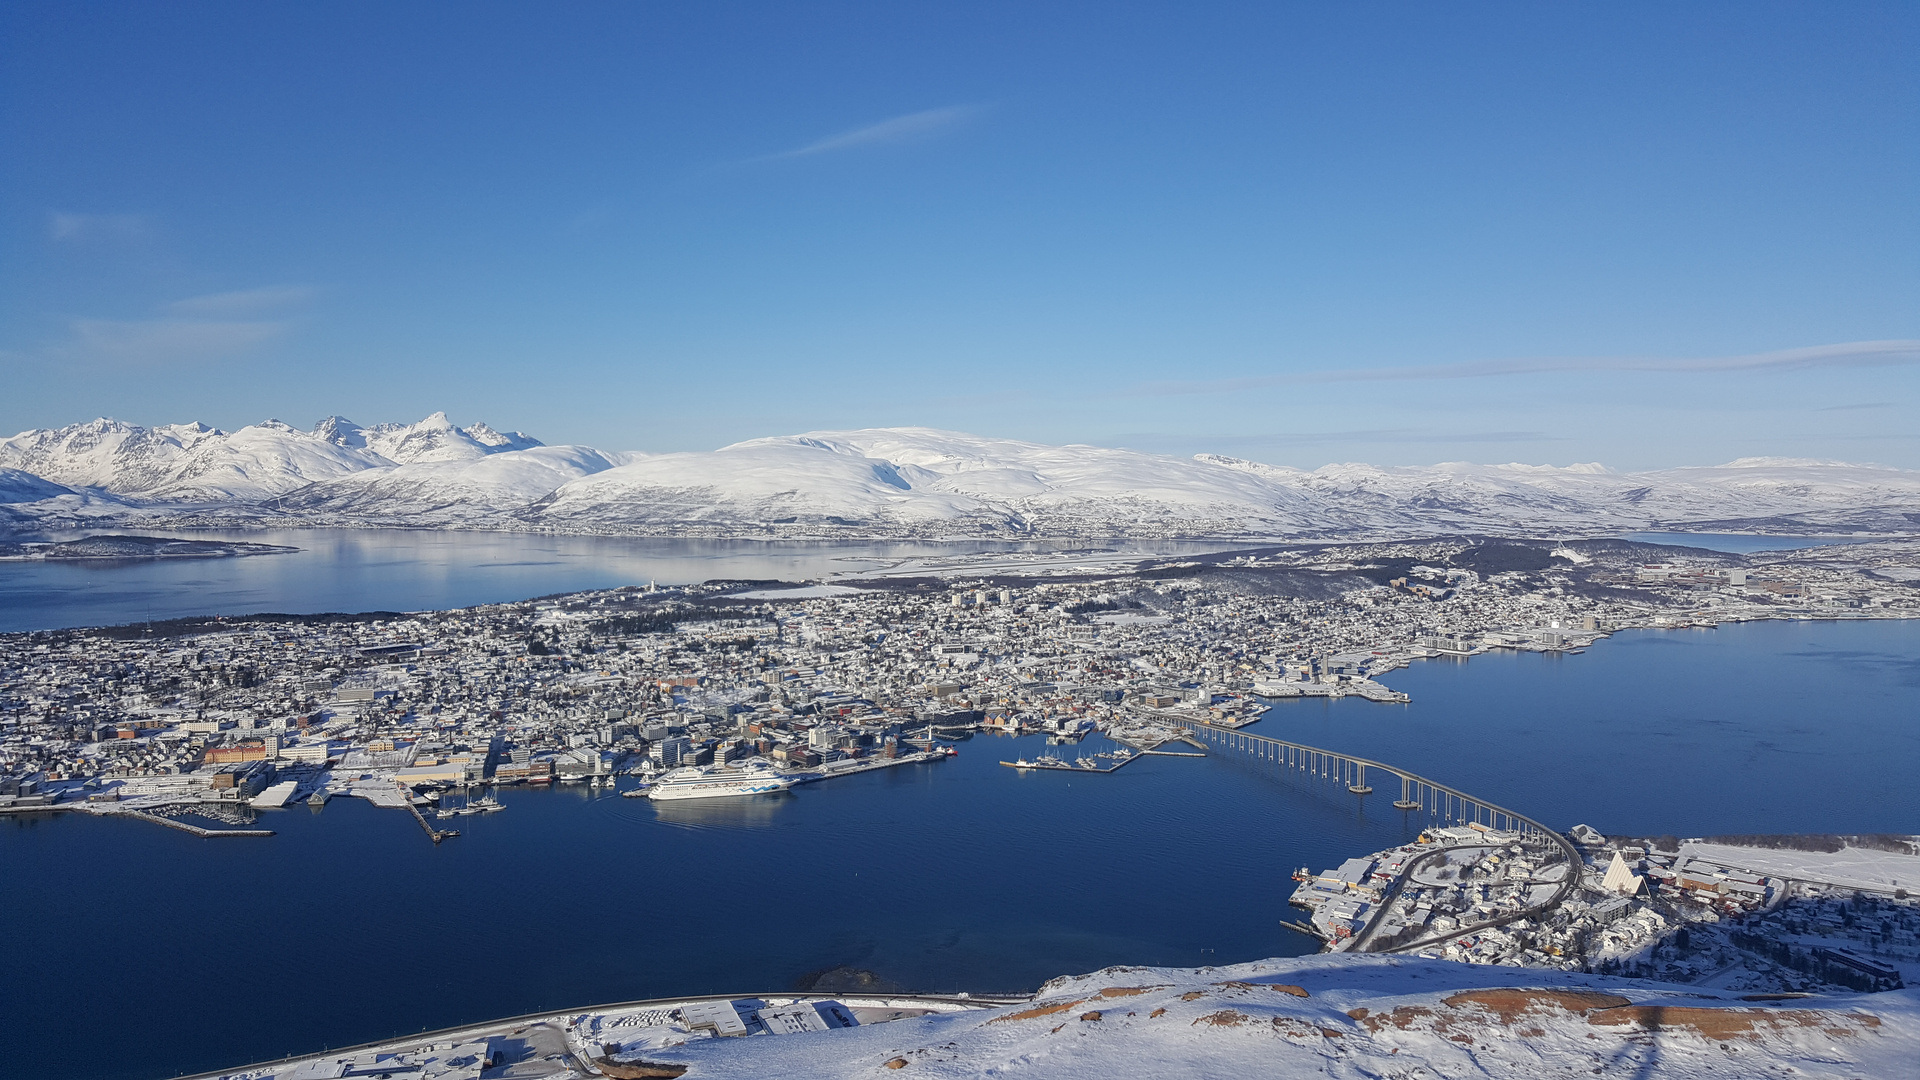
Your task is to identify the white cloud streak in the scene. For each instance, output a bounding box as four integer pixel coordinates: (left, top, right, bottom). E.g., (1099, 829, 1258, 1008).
(1117, 429, 1562, 451)
(65, 318, 289, 365)
(29, 285, 318, 367)
(163, 285, 318, 317)
(47, 211, 148, 242)
(1128, 340, 1920, 398)
(767, 105, 983, 160)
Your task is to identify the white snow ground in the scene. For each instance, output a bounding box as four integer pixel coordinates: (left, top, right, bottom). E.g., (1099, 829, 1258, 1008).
(1679, 842, 1920, 894)
(594, 955, 1917, 1080)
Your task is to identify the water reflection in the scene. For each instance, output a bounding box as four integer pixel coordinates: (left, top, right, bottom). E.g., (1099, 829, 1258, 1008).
(0, 529, 1242, 632)
(647, 791, 795, 830)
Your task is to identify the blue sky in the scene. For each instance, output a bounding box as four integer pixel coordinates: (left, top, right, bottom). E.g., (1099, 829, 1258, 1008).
(2, 2, 1915, 469)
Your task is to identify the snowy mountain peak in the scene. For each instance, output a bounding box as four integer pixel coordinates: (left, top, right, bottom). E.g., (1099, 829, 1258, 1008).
(311, 415, 368, 449)
(463, 420, 542, 451)
(363, 413, 490, 464)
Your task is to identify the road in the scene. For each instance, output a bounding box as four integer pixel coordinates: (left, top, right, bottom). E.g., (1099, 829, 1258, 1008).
(1341, 843, 1583, 957)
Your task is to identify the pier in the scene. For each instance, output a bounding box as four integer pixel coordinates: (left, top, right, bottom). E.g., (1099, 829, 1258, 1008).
(401, 784, 459, 844)
(999, 749, 1138, 773)
(794, 748, 948, 783)
(119, 809, 274, 838)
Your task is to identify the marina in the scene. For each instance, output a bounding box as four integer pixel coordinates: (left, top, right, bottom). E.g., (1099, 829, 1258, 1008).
(999, 748, 1138, 773)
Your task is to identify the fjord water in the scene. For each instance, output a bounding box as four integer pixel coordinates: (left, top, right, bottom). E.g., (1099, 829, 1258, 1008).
(3, 620, 1916, 1080)
(0, 526, 1862, 633)
(0, 529, 1242, 633)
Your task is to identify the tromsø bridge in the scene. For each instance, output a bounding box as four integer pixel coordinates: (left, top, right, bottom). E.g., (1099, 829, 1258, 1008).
(1184, 720, 1571, 851)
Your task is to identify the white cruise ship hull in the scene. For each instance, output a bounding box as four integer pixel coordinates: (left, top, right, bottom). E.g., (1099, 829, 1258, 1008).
(644, 773, 794, 801)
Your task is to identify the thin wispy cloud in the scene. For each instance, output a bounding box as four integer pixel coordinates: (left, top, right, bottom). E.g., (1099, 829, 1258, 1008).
(29, 285, 319, 367)
(1126, 340, 1920, 398)
(66, 318, 288, 364)
(1116, 429, 1563, 452)
(1815, 402, 1896, 412)
(164, 285, 318, 317)
(1268, 429, 1561, 445)
(766, 105, 983, 160)
(47, 211, 149, 242)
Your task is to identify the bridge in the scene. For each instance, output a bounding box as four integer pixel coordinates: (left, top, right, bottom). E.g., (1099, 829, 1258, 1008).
(1185, 721, 1563, 840)
(1185, 721, 1583, 953)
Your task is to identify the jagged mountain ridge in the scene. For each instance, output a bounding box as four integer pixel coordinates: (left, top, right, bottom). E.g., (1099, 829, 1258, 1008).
(3, 418, 1919, 538)
(0, 413, 555, 503)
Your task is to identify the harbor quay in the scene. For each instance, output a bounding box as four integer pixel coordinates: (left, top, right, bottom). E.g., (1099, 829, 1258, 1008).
(174, 991, 1021, 1080)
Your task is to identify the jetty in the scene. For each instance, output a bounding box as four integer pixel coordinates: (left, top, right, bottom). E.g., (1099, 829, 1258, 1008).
(791, 748, 950, 784)
(999, 748, 1138, 774)
(399, 782, 459, 843)
(119, 809, 273, 838)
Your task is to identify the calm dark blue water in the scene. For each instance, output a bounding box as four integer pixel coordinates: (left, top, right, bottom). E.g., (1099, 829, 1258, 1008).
(1622, 531, 1871, 553)
(2, 732, 1394, 1080)
(1257, 619, 1920, 837)
(0, 530, 1114, 632)
(4, 619, 1916, 1080)
(0, 528, 1855, 633)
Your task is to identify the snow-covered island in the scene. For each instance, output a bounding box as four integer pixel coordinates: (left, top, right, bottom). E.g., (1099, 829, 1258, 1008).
(3, 533, 1915, 815)
(0, 533, 296, 561)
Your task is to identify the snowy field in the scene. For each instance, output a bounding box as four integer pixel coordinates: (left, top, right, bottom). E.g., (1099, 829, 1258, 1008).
(1681, 842, 1920, 894)
(595, 954, 1916, 1080)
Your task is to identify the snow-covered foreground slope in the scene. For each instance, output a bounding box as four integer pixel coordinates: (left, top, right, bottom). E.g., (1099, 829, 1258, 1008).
(617, 955, 1916, 1080)
(4, 417, 1920, 538)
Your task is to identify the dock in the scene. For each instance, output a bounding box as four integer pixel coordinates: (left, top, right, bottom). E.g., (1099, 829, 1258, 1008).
(399, 782, 459, 843)
(119, 809, 273, 838)
(998, 750, 1138, 774)
(790, 749, 948, 785)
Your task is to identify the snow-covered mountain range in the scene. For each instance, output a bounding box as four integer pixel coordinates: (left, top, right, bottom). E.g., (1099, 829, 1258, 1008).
(5, 415, 1919, 538)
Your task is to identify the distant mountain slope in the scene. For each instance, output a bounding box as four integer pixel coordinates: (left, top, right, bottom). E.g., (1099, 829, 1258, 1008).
(269, 444, 623, 525)
(4, 417, 1918, 538)
(0, 467, 74, 504)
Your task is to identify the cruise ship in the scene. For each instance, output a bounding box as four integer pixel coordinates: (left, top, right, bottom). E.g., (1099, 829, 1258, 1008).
(644, 761, 796, 801)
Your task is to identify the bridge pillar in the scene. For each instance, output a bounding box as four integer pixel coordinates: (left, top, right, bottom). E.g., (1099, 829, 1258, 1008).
(1347, 762, 1372, 795)
(1393, 773, 1419, 810)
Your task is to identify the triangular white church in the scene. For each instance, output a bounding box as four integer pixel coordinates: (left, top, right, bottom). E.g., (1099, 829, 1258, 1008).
(1601, 850, 1645, 896)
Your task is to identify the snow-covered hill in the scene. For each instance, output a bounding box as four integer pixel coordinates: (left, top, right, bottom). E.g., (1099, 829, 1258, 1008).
(268, 444, 624, 525)
(595, 954, 1919, 1080)
(3, 417, 1918, 538)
